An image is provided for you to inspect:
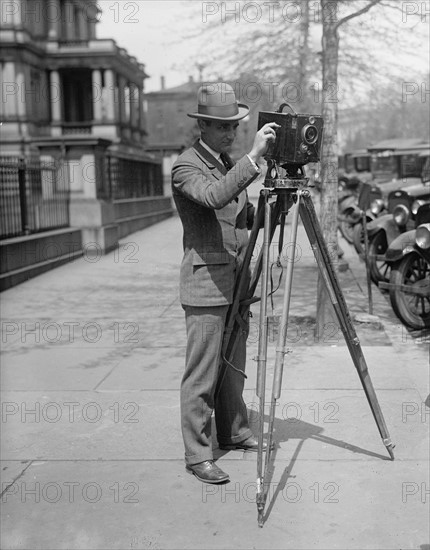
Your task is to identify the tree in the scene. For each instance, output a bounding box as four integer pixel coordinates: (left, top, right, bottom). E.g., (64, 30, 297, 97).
(177, 1, 428, 108)
(316, 0, 383, 338)
(175, 0, 429, 334)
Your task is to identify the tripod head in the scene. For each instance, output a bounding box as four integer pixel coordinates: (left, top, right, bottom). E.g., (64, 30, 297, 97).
(258, 103, 324, 190)
(263, 159, 310, 189)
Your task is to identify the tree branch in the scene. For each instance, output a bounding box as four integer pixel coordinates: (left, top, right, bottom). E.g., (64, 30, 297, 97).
(378, 1, 404, 13)
(334, 0, 383, 32)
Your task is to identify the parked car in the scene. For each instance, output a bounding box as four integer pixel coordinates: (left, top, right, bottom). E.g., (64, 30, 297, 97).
(338, 182, 383, 244)
(338, 149, 372, 193)
(366, 182, 430, 284)
(350, 142, 430, 255)
(379, 203, 430, 330)
(367, 138, 429, 186)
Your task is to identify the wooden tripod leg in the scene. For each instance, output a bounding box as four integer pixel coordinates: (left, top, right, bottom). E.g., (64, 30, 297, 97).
(264, 191, 301, 476)
(256, 192, 272, 527)
(256, 191, 297, 527)
(215, 193, 284, 399)
(299, 191, 395, 460)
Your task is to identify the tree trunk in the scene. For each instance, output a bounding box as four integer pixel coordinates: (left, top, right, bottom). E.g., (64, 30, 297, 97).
(298, 0, 310, 111)
(315, 0, 340, 342)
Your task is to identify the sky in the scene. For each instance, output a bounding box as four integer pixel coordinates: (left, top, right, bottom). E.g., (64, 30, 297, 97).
(96, 0, 430, 95)
(96, 1, 195, 92)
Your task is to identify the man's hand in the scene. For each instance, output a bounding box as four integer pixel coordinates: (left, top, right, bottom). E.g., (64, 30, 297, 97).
(248, 122, 280, 163)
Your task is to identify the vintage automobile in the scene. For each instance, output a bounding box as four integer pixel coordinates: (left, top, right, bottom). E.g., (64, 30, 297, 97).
(363, 152, 430, 283)
(379, 203, 430, 330)
(337, 150, 373, 243)
(338, 149, 372, 192)
(338, 181, 382, 244)
(367, 187, 430, 283)
(350, 142, 430, 255)
(368, 138, 429, 186)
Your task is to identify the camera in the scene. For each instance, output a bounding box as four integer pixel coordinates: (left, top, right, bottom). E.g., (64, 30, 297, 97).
(258, 103, 324, 168)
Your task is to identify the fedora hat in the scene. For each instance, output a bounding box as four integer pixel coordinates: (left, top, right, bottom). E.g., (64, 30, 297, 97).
(188, 83, 249, 121)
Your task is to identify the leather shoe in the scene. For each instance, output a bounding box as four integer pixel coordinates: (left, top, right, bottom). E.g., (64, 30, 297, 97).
(186, 460, 230, 484)
(219, 435, 273, 452)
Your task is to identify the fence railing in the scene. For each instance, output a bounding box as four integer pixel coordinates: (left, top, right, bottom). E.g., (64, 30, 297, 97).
(0, 157, 70, 239)
(1, 154, 165, 239)
(103, 155, 163, 200)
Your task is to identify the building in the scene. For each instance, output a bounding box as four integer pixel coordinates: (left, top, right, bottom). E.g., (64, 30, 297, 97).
(0, 0, 173, 289)
(144, 76, 201, 156)
(144, 77, 201, 186)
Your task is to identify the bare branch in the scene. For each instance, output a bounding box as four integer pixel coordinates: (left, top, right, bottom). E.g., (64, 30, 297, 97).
(378, 1, 405, 13)
(335, 0, 383, 32)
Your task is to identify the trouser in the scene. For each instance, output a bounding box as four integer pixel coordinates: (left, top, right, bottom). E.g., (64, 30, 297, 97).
(180, 304, 253, 466)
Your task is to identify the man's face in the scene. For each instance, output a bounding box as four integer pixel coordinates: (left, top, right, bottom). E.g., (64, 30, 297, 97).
(200, 120, 239, 154)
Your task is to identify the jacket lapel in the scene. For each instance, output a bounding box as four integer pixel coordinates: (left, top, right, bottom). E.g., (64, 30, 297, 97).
(192, 141, 241, 209)
(192, 140, 228, 175)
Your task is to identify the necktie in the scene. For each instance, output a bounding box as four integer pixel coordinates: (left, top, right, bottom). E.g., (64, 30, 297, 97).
(220, 153, 238, 202)
(220, 152, 232, 171)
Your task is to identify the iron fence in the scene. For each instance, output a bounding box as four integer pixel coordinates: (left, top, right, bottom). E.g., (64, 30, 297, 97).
(0, 157, 70, 239)
(105, 155, 163, 200)
(1, 154, 164, 238)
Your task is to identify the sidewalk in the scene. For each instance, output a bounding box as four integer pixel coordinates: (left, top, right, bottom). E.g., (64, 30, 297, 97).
(1, 207, 429, 550)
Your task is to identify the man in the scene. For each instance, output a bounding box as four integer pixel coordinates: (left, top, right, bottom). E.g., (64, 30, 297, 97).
(172, 82, 278, 484)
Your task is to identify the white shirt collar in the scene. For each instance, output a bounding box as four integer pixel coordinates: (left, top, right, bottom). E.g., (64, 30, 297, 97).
(199, 139, 221, 161)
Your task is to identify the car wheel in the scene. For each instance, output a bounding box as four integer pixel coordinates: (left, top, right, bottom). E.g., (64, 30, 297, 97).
(368, 231, 390, 284)
(338, 219, 355, 244)
(352, 222, 365, 255)
(389, 252, 430, 329)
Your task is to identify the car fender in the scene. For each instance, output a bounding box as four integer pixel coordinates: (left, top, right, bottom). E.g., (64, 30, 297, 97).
(367, 213, 391, 234)
(367, 215, 401, 243)
(339, 195, 358, 212)
(338, 203, 362, 223)
(363, 210, 377, 222)
(385, 230, 417, 263)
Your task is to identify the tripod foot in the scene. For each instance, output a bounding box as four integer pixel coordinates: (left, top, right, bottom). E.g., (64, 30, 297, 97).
(384, 438, 395, 460)
(257, 509, 264, 528)
(256, 489, 265, 527)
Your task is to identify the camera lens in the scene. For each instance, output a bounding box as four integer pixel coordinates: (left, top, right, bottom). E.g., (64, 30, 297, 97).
(302, 124, 318, 145)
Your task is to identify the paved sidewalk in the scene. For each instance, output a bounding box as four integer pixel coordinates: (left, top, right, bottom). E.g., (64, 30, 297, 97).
(1, 201, 429, 550)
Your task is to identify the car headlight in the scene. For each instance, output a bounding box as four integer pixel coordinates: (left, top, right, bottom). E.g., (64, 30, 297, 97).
(411, 199, 426, 215)
(415, 223, 430, 249)
(393, 204, 410, 226)
(370, 198, 385, 216)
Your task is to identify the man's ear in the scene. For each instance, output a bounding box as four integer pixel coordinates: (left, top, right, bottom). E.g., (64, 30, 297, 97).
(198, 120, 207, 134)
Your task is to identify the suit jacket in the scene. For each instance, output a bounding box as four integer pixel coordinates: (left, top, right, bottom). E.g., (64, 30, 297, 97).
(172, 141, 261, 307)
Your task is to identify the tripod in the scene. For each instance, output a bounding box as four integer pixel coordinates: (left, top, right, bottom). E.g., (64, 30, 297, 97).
(215, 168, 395, 528)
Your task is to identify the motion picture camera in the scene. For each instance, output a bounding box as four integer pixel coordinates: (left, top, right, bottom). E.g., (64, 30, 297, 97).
(258, 103, 324, 187)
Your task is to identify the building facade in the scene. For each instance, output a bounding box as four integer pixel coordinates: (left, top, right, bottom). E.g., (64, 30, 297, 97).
(1, 0, 149, 152)
(0, 0, 173, 289)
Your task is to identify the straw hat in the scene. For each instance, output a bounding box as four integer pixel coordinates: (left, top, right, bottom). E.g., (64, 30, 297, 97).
(187, 83, 249, 121)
